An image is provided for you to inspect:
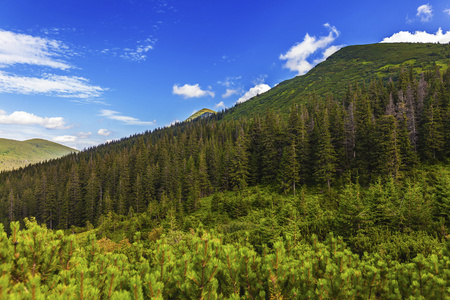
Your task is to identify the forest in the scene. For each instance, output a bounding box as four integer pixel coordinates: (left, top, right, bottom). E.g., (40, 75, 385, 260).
(0, 63, 449, 298)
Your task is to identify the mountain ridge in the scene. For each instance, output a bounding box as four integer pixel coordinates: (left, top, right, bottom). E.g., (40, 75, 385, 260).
(227, 42, 450, 119)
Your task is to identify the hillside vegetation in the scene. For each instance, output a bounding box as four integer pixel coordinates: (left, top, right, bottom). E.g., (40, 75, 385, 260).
(228, 43, 450, 119)
(0, 43, 450, 298)
(0, 138, 78, 171)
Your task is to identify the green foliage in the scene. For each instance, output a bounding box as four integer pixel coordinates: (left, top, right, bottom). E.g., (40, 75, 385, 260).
(0, 219, 448, 299)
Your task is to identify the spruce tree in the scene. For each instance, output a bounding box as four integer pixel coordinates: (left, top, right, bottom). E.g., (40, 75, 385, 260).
(420, 94, 444, 160)
(376, 115, 401, 179)
(314, 108, 336, 190)
(230, 127, 250, 192)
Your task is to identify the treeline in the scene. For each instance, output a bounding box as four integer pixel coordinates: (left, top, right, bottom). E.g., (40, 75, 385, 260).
(1, 219, 449, 299)
(0, 66, 449, 230)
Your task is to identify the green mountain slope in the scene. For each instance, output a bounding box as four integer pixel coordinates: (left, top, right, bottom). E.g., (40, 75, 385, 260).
(228, 43, 450, 119)
(0, 138, 78, 171)
(186, 108, 217, 121)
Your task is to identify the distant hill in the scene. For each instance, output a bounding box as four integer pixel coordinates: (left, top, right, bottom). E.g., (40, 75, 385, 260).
(186, 108, 217, 122)
(0, 138, 78, 171)
(227, 43, 450, 119)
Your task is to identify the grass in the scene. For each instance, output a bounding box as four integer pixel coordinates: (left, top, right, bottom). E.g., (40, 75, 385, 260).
(186, 108, 217, 122)
(0, 138, 78, 171)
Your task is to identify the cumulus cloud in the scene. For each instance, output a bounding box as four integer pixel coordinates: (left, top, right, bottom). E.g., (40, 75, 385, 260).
(97, 128, 111, 136)
(0, 110, 69, 129)
(214, 101, 226, 109)
(444, 8, 450, 16)
(222, 89, 238, 98)
(0, 71, 106, 98)
(99, 109, 156, 126)
(53, 135, 77, 143)
(314, 45, 342, 64)
(0, 29, 71, 69)
(417, 4, 433, 22)
(52, 131, 92, 144)
(172, 84, 215, 98)
(280, 23, 343, 75)
(381, 28, 450, 43)
(77, 132, 92, 139)
(236, 84, 271, 104)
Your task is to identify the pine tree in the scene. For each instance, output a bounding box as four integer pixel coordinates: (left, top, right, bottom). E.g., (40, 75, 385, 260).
(230, 127, 250, 192)
(354, 92, 376, 181)
(67, 164, 82, 226)
(314, 109, 336, 190)
(420, 94, 444, 160)
(298, 105, 311, 183)
(261, 110, 282, 184)
(405, 84, 419, 152)
(395, 99, 416, 170)
(197, 149, 211, 197)
(376, 115, 401, 179)
(344, 101, 356, 168)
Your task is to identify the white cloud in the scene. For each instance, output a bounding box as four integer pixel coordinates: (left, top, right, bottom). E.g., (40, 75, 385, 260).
(280, 23, 342, 75)
(417, 4, 433, 22)
(444, 8, 450, 16)
(222, 89, 238, 98)
(314, 45, 343, 64)
(166, 119, 180, 127)
(98, 128, 111, 136)
(51, 133, 101, 149)
(52, 131, 92, 145)
(214, 101, 226, 109)
(99, 109, 156, 126)
(77, 132, 92, 139)
(0, 29, 71, 69)
(381, 28, 450, 43)
(0, 71, 106, 98)
(0, 29, 107, 99)
(53, 135, 77, 143)
(120, 37, 156, 62)
(218, 76, 241, 87)
(173, 84, 215, 98)
(0, 110, 69, 129)
(237, 84, 271, 104)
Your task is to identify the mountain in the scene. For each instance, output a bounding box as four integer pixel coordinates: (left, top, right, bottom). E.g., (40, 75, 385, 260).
(227, 43, 450, 119)
(1, 43, 450, 298)
(0, 138, 78, 171)
(186, 108, 217, 121)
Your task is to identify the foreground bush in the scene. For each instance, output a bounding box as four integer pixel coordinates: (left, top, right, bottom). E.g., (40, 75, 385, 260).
(0, 219, 449, 299)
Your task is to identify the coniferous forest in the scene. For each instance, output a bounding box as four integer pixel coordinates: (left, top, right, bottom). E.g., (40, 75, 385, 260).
(1, 62, 450, 297)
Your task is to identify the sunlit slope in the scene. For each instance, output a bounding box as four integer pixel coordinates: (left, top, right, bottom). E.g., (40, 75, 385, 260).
(0, 138, 78, 171)
(186, 108, 217, 121)
(227, 43, 450, 119)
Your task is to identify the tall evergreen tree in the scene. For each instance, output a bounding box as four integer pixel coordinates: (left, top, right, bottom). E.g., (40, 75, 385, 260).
(230, 127, 250, 192)
(314, 108, 336, 189)
(420, 95, 444, 160)
(376, 115, 401, 179)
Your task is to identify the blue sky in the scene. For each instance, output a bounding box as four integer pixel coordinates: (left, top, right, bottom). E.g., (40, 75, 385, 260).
(0, 0, 449, 149)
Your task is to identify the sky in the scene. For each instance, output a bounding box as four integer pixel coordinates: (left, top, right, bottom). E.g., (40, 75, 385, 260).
(0, 0, 449, 149)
